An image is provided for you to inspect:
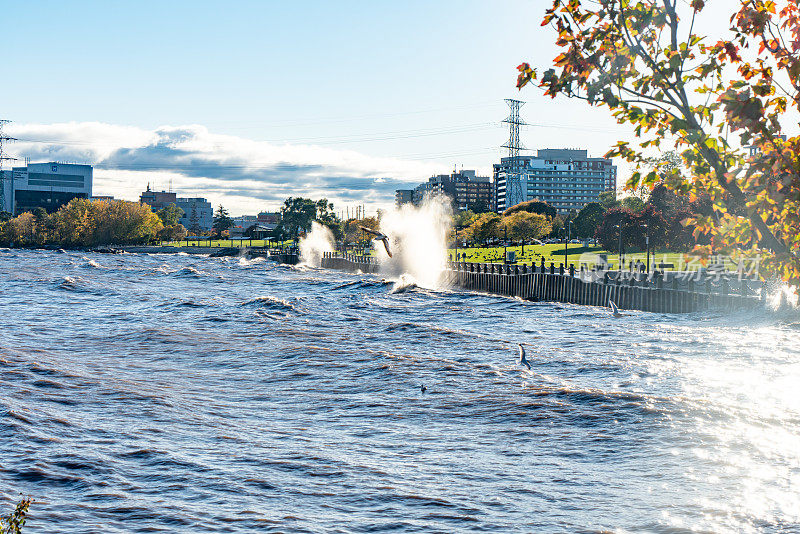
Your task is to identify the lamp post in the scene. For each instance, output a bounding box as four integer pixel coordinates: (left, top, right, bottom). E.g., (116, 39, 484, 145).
(615, 223, 623, 271)
(503, 225, 508, 264)
(640, 223, 649, 274)
(564, 218, 573, 272)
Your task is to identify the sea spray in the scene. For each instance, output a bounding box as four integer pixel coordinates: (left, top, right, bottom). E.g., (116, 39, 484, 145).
(299, 221, 335, 267)
(377, 194, 451, 289)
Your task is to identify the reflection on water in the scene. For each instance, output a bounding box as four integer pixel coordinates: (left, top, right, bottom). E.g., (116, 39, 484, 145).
(0, 249, 798, 533)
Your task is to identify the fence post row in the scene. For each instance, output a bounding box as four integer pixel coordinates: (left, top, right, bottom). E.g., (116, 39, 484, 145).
(317, 257, 762, 314)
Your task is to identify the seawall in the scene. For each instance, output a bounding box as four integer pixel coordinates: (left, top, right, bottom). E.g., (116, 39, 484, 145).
(321, 252, 764, 314)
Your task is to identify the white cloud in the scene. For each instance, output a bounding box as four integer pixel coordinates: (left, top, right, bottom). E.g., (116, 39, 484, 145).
(6, 122, 443, 215)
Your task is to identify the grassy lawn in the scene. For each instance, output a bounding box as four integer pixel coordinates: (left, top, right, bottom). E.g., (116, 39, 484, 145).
(448, 244, 744, 272)
(161, 239, 295, 248)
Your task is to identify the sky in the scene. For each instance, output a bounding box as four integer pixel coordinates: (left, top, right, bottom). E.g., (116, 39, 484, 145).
(1, 0, 729, 216)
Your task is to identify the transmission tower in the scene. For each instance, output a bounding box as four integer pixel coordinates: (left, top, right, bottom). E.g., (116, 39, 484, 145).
(0, 120, 18, 214)
(501, 99, 526, 209)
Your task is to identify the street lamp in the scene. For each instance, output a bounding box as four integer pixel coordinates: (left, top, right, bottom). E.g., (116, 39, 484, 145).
(640, 223, 649, 274)
(503, 225, 508, 264)
(564, 218, 573, 272)
(615, 223, 623, 271)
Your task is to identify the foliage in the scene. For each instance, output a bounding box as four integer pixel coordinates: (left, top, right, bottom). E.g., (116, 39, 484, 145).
(621, 196, 646, 212)
(598, 190, 620, 210)
(573, 202, 605, 238)
(503, 211, 552, 243)
(156, 203, 184, 227)
(596, 206, 669, 252)
(467, 212, 503, 243)
(518, 0, 800, 284)
(452, 210, 478, 229)
(0, 199, 163, 247)
(212, 205, 234, 238)
(1, 498, 31, 534)
(278, 197, 341, 238)
(188, 203, 201, 235)
(158, 224, 188, 242)
(341, 216, 378, 248)
(549, 214, 564, 238)
(314, 198, 342, 240)
(502, 199, 557, 219)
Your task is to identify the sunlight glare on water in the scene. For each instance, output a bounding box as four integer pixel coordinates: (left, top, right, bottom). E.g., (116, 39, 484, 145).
(0, 249, 798, 533)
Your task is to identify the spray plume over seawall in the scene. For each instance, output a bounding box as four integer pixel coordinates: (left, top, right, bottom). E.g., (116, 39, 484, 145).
(299, 221, 335, 267)
(376, 194, 452, 289)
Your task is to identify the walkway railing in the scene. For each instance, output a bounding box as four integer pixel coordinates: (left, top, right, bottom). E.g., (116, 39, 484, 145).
(321, 254, 764, 313)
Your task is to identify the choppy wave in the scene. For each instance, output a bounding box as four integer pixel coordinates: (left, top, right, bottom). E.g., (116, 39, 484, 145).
(0, 249, 798, 533)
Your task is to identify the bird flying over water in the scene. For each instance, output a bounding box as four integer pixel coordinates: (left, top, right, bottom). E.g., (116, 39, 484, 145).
(518, 344, 531, 370)
(359, 226, 392, 257)
(609, 300, 624, 318)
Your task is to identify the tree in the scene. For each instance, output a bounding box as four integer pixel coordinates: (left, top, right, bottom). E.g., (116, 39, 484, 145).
(468, 212, 502, 244)
(517, 0, 800, 284)
(156, 203, 184, 227)
(189, 203, 201, 235)
(212, 205, 234, 238)
(502, 199, 557, 219)
(549, 214, 564, 238)
(279, 197, 317, 239)
(598, 190, 620, 211)
(573, 202, 605, 239)
(503, 211, 552, 253)
(621, 196, 646, 212)
(314, 198, 342, 240)
(158, 224, 188, 242)
(0, 198, 163, 247)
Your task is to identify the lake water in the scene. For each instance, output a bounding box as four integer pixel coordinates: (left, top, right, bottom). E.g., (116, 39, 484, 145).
(1, 249, 798, 533)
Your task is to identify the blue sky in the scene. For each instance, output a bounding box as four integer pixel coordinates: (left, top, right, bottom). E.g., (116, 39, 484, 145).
(1, 0, 720, 215)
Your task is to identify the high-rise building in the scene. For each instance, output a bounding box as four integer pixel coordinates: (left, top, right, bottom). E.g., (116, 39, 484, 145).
(397, 170, 492, 212)
(395, 189, 413, 208)
(494, 149, 616, 214)
(0, 162, 93, 214)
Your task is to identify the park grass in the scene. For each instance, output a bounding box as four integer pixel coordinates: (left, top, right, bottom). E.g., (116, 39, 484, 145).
(161, 239, 294, 248)
(161, 239, 744, 272)
(447, 244, 744, 272)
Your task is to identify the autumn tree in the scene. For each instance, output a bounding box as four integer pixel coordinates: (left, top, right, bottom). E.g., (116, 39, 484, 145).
(518, 0, 800, 284)
(503, 211, 552, 253)
(468, 212, 503, 244)
(502, 199, 557, 219)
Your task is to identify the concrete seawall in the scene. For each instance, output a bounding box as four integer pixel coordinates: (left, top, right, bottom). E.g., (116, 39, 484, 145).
(321, 252, 764, 314)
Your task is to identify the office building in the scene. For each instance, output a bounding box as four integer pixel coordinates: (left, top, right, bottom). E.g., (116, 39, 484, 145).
(139, 185, 177, 210)
(494, 149, 616, 213)
(138, 185, 213, 232)
(0, 162, 93, 214)
(175, 197, 213, 232)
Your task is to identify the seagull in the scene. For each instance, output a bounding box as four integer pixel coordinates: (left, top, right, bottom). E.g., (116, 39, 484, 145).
(518, 344, 531, 370)
(359, 226, 392, 257)
(609, 300, 624, 318)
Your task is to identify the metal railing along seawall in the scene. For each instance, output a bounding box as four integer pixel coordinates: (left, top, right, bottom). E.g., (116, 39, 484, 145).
(321, 253, 764, 313)
(321, 251, 380, 274)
